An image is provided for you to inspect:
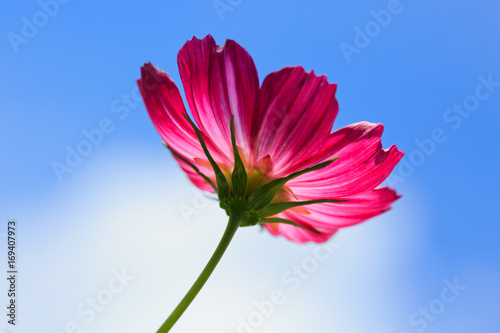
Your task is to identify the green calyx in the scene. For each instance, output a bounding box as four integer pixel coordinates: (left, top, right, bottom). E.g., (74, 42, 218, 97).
(168, 115, 347, 234)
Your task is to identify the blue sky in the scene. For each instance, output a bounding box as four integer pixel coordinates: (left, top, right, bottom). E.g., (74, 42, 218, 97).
(1, 0, 499, 332)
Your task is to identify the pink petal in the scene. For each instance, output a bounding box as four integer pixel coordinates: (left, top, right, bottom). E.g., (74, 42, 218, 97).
(138, 63, 204, 160)
(138, 63, 227, 187)
(287, 122, 405, 198)
(264, 219, 337, 244)
(265, 187, 401, 243)
(177, 35, 259, 160)
(250, 66, 339, 174)
(288, 187, 401, 227)
(173, 155, 217, 193)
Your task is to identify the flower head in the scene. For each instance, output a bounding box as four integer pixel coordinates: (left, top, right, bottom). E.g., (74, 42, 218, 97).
(138, 35, 404, 243)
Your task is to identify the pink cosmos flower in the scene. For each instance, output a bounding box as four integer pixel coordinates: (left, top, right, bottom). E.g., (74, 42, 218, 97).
(138, 35, 404, 244)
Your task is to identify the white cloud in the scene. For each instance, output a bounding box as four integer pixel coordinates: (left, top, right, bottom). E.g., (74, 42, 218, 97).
(17, 144, 430, 333)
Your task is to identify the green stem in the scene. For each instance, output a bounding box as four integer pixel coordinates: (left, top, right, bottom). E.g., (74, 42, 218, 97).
(156, 213, 242, 332)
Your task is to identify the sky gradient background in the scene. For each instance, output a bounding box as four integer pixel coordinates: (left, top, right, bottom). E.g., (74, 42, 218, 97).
(1, 0, 499, 332)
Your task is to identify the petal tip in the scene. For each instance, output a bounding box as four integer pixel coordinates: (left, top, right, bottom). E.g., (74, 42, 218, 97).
(139, 62, 178, 91)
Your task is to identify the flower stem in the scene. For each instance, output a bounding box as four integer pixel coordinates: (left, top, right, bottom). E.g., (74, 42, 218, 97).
(156, 212, 242, 332)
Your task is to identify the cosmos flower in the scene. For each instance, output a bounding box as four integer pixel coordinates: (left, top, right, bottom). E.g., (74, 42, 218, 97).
(138, 35, 404, 332)
(138, 35, 403, 243)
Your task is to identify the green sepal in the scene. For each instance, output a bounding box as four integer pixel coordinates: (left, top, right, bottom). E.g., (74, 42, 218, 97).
(230, 117, 248, 199)
(259, 199, 348, 217)
(259, 217, 322, 236)
(183, 114, 230, 202)
(247, 157, 339, 211)
(163, 143, 217, 194)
